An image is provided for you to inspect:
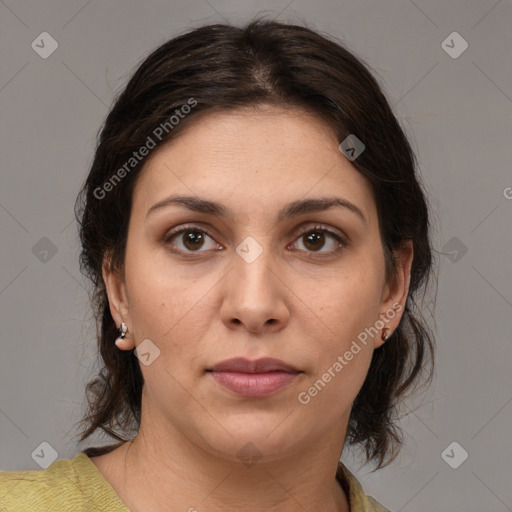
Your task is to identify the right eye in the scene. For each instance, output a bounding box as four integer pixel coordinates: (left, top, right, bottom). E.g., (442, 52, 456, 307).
(164, 225, 222, 256)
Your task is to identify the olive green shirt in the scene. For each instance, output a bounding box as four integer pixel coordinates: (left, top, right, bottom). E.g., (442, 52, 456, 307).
(0, 451, 390, 511)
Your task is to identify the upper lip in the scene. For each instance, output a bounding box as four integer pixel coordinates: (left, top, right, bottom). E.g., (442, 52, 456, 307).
(207, 357, 301, 374)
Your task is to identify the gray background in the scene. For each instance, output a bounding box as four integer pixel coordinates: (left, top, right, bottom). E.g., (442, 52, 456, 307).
(1, 1, 511, 511)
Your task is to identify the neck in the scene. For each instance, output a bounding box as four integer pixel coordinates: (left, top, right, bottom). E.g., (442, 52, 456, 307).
(110, 417, 351, 512)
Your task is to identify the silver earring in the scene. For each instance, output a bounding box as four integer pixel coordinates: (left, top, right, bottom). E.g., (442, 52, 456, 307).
(115, 322, 128, 347)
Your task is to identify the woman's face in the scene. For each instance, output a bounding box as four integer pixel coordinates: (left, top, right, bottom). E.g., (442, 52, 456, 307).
(104, 105, 412, 462)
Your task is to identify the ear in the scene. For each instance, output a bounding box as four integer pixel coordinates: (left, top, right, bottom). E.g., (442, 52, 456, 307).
(102, 253, 135, 350)
(375, 239, 414, 348)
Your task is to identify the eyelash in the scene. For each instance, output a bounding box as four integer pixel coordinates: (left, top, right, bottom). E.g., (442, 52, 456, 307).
(163, 223, 348, 259)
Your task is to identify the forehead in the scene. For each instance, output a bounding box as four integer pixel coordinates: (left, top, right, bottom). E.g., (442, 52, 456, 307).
(132, 106, 377, 225)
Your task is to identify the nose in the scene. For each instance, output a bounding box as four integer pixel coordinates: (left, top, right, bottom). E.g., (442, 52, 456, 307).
(220, 241, 290, 334)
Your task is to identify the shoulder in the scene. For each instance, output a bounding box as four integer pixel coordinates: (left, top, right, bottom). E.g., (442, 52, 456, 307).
(366, 494, 392, 512)
(0, 454, 82, 511)
(367, 495, 392, 511)
(0, 451, 127, 512)
(337, 461, 392, 512)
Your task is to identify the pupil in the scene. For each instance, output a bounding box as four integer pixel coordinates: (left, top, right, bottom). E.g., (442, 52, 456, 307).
(304, 232, 324, 251)
(184, 231, 204, 250)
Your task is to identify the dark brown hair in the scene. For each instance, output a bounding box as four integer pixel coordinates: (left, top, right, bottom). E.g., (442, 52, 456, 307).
(74, 18, 437, 469)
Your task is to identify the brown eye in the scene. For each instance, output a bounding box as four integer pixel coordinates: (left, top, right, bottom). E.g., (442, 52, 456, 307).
(302, 231, 326, 251)
(165, 227, 220, 254)
(181, 230, 206, 251)
(291, 225, 347, 255)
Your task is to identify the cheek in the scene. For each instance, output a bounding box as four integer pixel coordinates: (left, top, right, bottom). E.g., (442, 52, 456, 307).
(297, 286, 376, 416)
(297, 259, 383, 341)
(123, 244, 215, 354)
(292, 261, 382, 399)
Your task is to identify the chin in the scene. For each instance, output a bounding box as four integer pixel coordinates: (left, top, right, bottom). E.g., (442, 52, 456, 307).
(202, 421, 307, 463)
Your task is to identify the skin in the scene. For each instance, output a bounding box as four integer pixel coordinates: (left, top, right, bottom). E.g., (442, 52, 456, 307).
(91, 105, 413, 512)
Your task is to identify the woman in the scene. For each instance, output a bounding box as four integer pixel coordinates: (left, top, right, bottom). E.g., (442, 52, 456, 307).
(0, 19, 435, 512)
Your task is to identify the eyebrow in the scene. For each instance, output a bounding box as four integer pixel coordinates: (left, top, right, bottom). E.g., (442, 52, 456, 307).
(145, 194, 367, 226)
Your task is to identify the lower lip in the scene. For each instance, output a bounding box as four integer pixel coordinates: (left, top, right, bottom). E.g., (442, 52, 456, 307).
(208, 371, 299, 397)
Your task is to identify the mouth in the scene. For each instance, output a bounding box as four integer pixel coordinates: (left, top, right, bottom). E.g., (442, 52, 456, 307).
(206, 356, 301, 374)
(205, 357, 302, 398)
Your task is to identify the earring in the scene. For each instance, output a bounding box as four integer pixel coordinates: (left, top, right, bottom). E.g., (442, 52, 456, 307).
(115, 322, 128, 347)
(382, 327, 391, 342)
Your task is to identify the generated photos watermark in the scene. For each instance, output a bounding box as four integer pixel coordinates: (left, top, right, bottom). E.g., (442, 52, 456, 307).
(93, 97, 197, 200)
(297, 302, 402, 404)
